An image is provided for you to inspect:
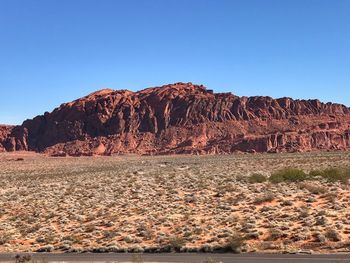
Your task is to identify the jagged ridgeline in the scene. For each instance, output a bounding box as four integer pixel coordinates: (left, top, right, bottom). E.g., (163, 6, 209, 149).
(1, 82, 350, 156)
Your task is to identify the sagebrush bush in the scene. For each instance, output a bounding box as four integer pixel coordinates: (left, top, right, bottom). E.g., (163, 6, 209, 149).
(269, 168, 308, 183)
(0, 233, 12, 245)
(308, 170, 324, 178)
(169, 236, 185, 252)
(325, 228, 341, 242)
(265, 228, 283, 241)
(253, 193, 275, 204)
(299, 182, 327, 194)
(225, 233, 245, 253)
(248, 173, 267, 183)
(320, 168, 350, 184)
(299, 207, 309, 218)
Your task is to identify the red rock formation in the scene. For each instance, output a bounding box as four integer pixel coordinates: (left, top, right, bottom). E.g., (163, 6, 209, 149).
(0, 125, 14, 152)
(3, 82, 350, 156)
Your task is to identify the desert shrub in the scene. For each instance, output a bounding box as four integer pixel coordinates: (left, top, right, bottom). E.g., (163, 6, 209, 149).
(61, 234, 82, 244)
(320, 168, 350, 184)
(308, 170, 324, 178)
(315, 216, 327, 226)
(248, 173, 267, 183)
(324, 192, 337, 203)
(265, 228, 283, 241)
(298, 206, 310, 218)
(0, 232, 12, 245)
(299, 182, 327, 194)
(224, 233, 245, 253)
(280, 200, 293, 206)
(137, 224, 153, 240)
(325, 228, 341, 242)
(253, 193, 275, 204)
(169, 236, 185, 252)
(124, 235, 133, 243)
(103, 230, 118, 239)
(236, 174, 247, 182)
(269, 169, 308, 183)
(226, 214, 240, 224)
(84, 224, 96, 233)
(258, 241, 282, 251)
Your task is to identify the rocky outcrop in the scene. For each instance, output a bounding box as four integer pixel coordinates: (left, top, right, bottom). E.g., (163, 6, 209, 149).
(0, 125, 14, 152)
(3, 82, 350, 156)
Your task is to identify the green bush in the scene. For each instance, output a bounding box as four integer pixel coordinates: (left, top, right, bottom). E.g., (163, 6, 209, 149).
(248, 173, 267, 183)
(269, 168, 308, 183)
(320, 168, 350, 184)
(308, 170, 324, 178)
(268, 167, 350, 185)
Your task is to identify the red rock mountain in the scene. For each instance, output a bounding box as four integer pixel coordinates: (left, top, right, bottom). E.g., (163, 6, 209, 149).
(1, 82, 350, 156)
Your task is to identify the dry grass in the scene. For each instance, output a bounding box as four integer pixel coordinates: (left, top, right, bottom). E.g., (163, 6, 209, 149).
(0, 151, 350, 253)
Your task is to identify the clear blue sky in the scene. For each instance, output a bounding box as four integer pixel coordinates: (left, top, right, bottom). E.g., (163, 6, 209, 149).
(1, 0, 349, 124)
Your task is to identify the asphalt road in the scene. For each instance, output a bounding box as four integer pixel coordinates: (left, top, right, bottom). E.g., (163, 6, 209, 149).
(1, 253, 350, 263)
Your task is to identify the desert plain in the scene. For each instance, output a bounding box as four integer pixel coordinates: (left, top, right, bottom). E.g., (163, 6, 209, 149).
(0, 151, 350, 255)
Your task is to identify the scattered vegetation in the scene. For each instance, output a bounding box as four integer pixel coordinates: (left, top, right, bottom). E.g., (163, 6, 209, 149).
(253, 193, 275, 204)
(265, 229, 283, 241)
(248, 173, 267, 183)
(325, 228, 341, 242)
(310, 168, 350, 184)
(169, 236, 186, 252)
(299, 207, 310, 218)
(269, 168, 308, 183)
(0, 233, 12, 245)
(299, 182, 327, 194)
(270, 167, 350, 184)
(0, 152, 350, 254)
(225, 233, 246, 253)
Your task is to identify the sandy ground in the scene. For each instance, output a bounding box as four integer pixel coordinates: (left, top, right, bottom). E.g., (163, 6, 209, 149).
(0, 151, 350, 254)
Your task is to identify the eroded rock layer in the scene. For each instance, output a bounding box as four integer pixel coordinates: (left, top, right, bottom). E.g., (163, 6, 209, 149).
(0, 125, 14, 152)
(2, 83, 350, 156)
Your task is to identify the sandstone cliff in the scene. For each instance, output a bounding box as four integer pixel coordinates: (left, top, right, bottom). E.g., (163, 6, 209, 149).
(0, 125, 14, 152)
(2, 82, 350, 156)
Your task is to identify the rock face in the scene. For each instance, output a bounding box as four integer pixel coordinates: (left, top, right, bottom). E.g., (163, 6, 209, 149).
(0, 125, 14, 152)
(3, 82, 350, 156)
